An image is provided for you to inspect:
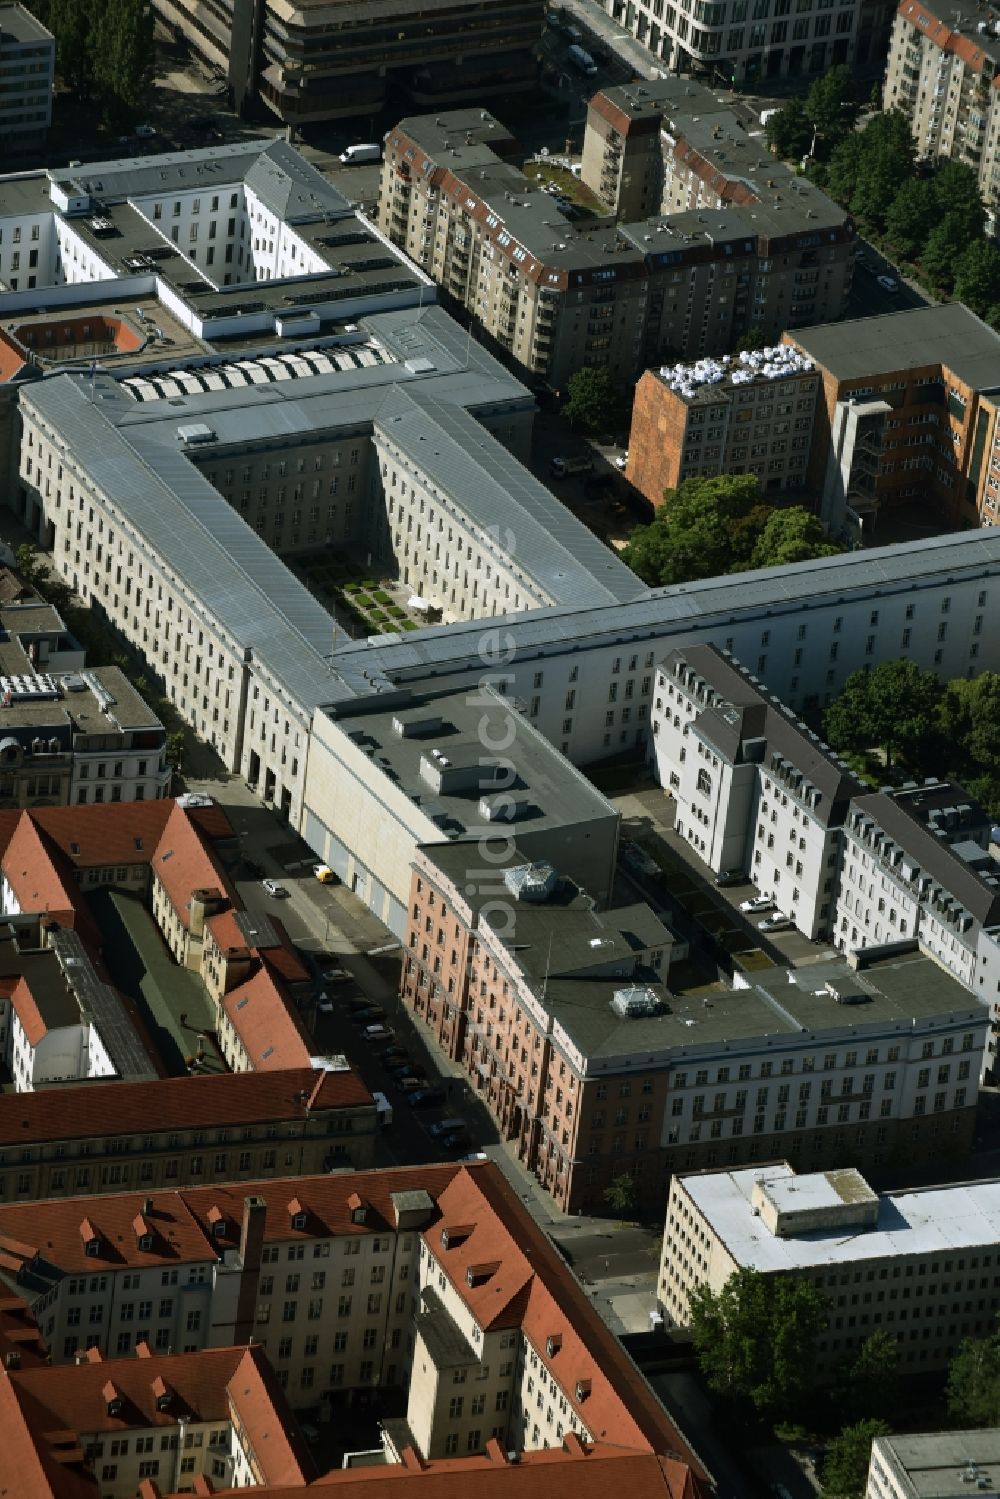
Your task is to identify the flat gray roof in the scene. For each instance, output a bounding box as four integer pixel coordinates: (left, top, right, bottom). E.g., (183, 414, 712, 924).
(790, 303, 1000, 389)
(0, 3, 53, 44)
(678, 1163, 1000, 1272)
(327, 683, 617, 838)
(876, 1431, 1000, 1499)
(545, 947, 980, 1064)
(596, 76, 732, 125)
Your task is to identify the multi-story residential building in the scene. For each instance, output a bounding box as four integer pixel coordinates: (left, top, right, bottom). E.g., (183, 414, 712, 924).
(0, 568, 170, 809)
(151, 0, 542, 125)
(650, 643, 1000, 974)
(401, 836, 986, 1212)
(884, 0, 1000, 216)
(867, 1429, 1000, 1499)
(0, 3, 53, 157)
(0, 1344, 310, 1495)
(626, 345, 820, 506)
(0, 1161, 710, 1499)
(786, 305, 1000, 534)
(596, 0, 892, 84)
(379, 109, 851, 387)
(0, 1065, 375, 1201)
(659, 1161, 1000, 1373)
(303, 684, 623, 934)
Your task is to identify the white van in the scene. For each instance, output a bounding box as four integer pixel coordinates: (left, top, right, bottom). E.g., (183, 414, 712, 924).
(373, 1091, 393, 1127)
(340, 143, 381, 164)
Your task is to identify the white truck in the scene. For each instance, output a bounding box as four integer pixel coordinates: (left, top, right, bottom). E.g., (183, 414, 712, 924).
(373, 1091, 393, 1127)
(339, 142, 381, 164)
(567, 43, 597, 75)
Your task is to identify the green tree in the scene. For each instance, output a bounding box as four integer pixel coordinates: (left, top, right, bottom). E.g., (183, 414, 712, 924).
(824, 660, 943, 771)
(561, 366, 621, 434)
(932, 160, 985, 241)
(806, 64, 858, 144)
(838, 1331, 900, 1424)
(954, 240, 1000, 320)
(766, 98, 813, 161)
(846, 111, 915, 232)
(826, 132, 864, 205)
(88, 0, 155, 129)
(733, 326, 769, 356)
(688, 1267, 827, 1418)
(15, 542, 42, 586)
(749, 507, 843, 569)
(884, 177, 938, 260)
(921, 214, 972, 294)
(823, 1420, 891, 1498)
(947, 1330, 1000, 1426)
(603, 1173, 637, 1221)
(47, 0, 92, 95)
(165, 729, 186, 774)
(622, 474, 769, 586)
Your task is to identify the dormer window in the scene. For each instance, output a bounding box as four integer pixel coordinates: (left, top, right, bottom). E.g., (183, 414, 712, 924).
(352, 1206, 366, 1225)
(108, 1396, 123, 1416)
(575, 1379, 591, 1401)
(546, 1335, 562, 1357)
(212, 1220, 226, 1239)
(292, 1211, 307, 1230)
(139, 1234, 153, 1252)
(85, 1237, 100, 1257)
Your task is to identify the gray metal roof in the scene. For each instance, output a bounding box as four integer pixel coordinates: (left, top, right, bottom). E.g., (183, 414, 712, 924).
(324, 527, 1000, 692)
(0, 3, 53, 43)
(376, 386, 645, 608)
(23, 374, 343, 715)
(243, 139, 352, 223)
(849, 792, 1000, 925)
(47, 927, 158, 1081)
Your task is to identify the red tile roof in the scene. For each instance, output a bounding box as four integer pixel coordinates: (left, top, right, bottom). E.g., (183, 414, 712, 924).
(11, 976, 49, 1047)
(7, 1345, 310, 1490)
(151, 801, 235, 928)
(221, 966, 313, 1071)
(0, 1065, 372, 1147)
(897, 0, 1000, 78)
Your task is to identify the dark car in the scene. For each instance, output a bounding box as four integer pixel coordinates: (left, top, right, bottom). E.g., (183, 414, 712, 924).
(391, 1065, 426, 1083)
(347, 995, 375, 1012)
(714, 869, 745, 887)
(385, 1055, 418, 1073)
(243, 856, 265, 878)
(351, 1005, 386, 1025)
(377, 1044, 409, 1062)
(407, 1087, 446, 1109)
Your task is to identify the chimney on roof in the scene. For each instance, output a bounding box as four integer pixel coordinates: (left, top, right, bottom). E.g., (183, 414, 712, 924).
(232, 1196, 268, 1347)
(143, 1197, 153, 1216)
(84, 1346, 102, 1364)
(484, 1438, 509, 1464)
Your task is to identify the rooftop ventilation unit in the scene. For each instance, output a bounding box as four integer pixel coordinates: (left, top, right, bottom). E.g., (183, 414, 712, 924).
(177, 423, 217, 446)
(610, 985, 664, 1018)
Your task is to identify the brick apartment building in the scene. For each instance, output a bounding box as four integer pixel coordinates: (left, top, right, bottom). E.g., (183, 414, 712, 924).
(626, 344, 820, 508)
(400, 841, 986, 1214)
(786, 304, 1000, 535)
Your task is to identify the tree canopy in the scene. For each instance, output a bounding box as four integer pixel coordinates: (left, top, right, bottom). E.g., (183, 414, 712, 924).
(688, 1266, 827, 1418)
(766, 98, 813, 161)
(22, 0, 154, 127)
(766, 67, 857, 162)
(823, 660, 942, 771)
(622, 476, 843, 587)
(822, 1420, 891, 1498)
(947, 1330, 1000, 1426)
(836, 1331, 900, 1425)
(561, 366, 624, 434)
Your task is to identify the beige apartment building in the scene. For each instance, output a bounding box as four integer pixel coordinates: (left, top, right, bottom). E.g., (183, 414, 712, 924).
(884, 0, 1000, 215)
(0, 1067, 375, 1201)
(379, 108, 852, 388)
(660, 1162, 1000, 1374)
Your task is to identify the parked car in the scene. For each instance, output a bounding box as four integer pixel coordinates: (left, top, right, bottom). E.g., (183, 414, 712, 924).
(363, 1024, 394, 1042)
(322, 966, 352, 984)
(392, 1066, 426, 1083)
(385, 1054, 417, 1072)
(135, 123, 156, 139)
(759, 913, 793, 933)
(621, 843, 659, 878)
(347, 995, 373, 1011)
(314, 864, 338, 884)
(739, 894, 774, 913)
(714, 869, 745, 887)
(398, 1075, 427, 1093)
(261, 877, 288, 897)
(243, 856, 264, 878)
(316, 996, 334, 1014)
(351, 1005, 386, 1025)
(429, 1119, 468, 1143)
(377, 1044, 409, 1062)
(407, 1086, 446, 1108)
(877, 274, 899, 293)
(614, 451, 629, 470)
